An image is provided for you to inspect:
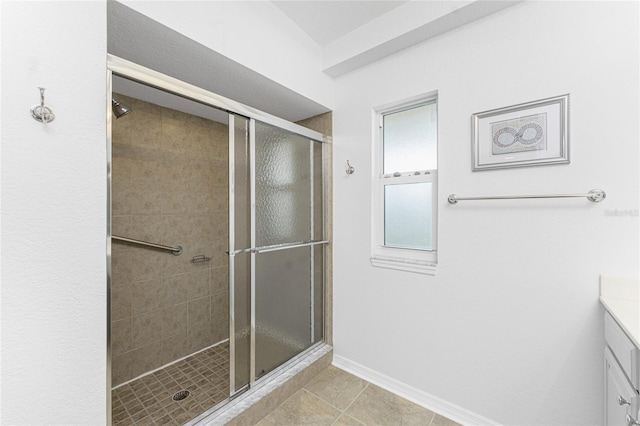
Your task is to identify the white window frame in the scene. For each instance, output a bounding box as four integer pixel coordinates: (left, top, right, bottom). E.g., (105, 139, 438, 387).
(371, 94, 438, 275)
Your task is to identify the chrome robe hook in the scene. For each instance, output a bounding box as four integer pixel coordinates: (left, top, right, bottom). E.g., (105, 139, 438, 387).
(31, 87, 55, 123)
(345, 160, 355, 175)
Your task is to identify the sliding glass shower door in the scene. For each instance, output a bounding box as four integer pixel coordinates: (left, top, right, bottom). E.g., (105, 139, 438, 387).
(230, 118, 325, 393)
(107, 56, 329, 425)
(254, 121, 324, 379)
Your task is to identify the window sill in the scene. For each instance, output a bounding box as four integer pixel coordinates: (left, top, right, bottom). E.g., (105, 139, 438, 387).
(370, 256, 437, 276)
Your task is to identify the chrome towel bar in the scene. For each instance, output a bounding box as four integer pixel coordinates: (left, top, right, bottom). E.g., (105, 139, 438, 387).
(112, 235, 183, 256)
(448, 188, 606, 204)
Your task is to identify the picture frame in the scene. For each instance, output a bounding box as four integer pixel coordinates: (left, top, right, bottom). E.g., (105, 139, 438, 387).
(471, 94, 569, 171)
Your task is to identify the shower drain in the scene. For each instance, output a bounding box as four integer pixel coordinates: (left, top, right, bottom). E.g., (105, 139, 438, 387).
(172, 390, 190, 401)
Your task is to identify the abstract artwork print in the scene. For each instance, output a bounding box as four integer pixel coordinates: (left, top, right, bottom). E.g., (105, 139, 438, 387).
(491, 113, 547, 155)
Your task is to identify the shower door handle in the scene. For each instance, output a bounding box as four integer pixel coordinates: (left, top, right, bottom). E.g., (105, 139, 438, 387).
(227, 247, 253, 256)
(228, 240, 328, 256)
(252, 240, 328, 254)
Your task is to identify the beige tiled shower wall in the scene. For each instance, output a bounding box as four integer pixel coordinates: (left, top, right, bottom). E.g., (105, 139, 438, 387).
(111, 94, 229, 387)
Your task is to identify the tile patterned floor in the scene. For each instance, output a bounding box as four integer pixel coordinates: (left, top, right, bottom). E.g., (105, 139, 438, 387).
(112, 348, 461, 426)
(111, 342, 230, 425)
(255, 365, 462, 426)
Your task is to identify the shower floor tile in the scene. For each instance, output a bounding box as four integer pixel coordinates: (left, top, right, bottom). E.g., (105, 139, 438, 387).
(112, 341, 230, 426)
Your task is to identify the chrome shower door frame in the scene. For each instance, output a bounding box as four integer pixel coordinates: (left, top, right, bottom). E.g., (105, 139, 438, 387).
(106, 54, 329, 424)
(106, 67, 114, 426)
(229, 118, 328, 391)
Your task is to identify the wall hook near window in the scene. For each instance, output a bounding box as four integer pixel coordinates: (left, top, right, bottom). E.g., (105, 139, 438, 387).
(345, 160, 355, 175)
(30, 87, 55, 123)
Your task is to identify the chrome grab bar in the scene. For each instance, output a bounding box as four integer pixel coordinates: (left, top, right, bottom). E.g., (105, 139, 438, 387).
(228, 240, 329, 256)
(112, 235, 183, 256)
(448, 189, 606, 204)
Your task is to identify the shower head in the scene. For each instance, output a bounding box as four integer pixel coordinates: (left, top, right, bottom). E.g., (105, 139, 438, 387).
(111, 97, 132, 119)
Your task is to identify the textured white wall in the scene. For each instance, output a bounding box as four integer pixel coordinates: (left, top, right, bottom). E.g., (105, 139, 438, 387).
(332, 2, 639, 425)
(120, 0, 334, 110)
(0, 1, 107, 424)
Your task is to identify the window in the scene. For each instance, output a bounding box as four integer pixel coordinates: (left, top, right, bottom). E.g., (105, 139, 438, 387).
(371, 96, 438, 275)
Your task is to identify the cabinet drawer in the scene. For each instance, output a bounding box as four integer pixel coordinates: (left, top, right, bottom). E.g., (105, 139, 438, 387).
(605, 311, 639, 390)
(605, 347, 637, 425)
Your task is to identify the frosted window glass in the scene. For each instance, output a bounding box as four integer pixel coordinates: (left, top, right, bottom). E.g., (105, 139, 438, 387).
(384, 183, 432, 250)
(383, 103, 437, 174)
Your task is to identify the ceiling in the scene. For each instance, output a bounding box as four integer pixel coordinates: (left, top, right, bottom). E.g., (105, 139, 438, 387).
(272, 1, 408, 46)
(109, 1, 519, 123)
(272, 0, 520, 77)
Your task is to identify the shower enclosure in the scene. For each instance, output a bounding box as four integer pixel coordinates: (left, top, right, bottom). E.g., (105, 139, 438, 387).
(107, 55, 328, 425)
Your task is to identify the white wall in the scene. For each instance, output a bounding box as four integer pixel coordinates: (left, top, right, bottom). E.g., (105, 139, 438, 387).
(120, 0, 334, 110)
(1, 1, 637, 424)
(332, 2, 639, 425)
(0, 2, 107, 424)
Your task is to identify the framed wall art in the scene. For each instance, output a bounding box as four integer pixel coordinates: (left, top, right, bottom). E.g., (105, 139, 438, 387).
(471, 94, 569, 171)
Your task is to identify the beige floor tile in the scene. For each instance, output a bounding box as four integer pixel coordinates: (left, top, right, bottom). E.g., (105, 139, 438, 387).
(345, 384, 435, 426)
(256, 389, 341, 426)
(304, 365, 368, 410)
(332, 413, 365, 425)
(430, 414, 462, 426)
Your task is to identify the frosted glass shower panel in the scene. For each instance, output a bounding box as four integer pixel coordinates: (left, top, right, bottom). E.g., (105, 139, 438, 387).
(255, 246, 312, 377)
(232, 115, 250, 392)
(232, 252, 250, 391)
(255, 122, 311, 247)
(234, 115, 250, 250)
(313, 244, 324, 343)
(383, 102, 437, 174)
(313, 142, 324, 241)
(384, 183, 433, 250)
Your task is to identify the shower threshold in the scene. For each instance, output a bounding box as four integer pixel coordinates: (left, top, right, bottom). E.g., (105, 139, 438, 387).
(187, 342, 333, 426)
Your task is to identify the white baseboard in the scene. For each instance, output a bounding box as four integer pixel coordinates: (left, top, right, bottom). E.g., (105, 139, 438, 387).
(332, 354, 501, 426)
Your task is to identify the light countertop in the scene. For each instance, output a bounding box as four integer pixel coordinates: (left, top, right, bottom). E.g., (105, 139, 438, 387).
(600, 276, 640, 348)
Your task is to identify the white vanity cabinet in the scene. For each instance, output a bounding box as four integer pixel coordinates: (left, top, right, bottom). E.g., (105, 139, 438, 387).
(606, 347, 637, 425)
(604, 312, 640, 426)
